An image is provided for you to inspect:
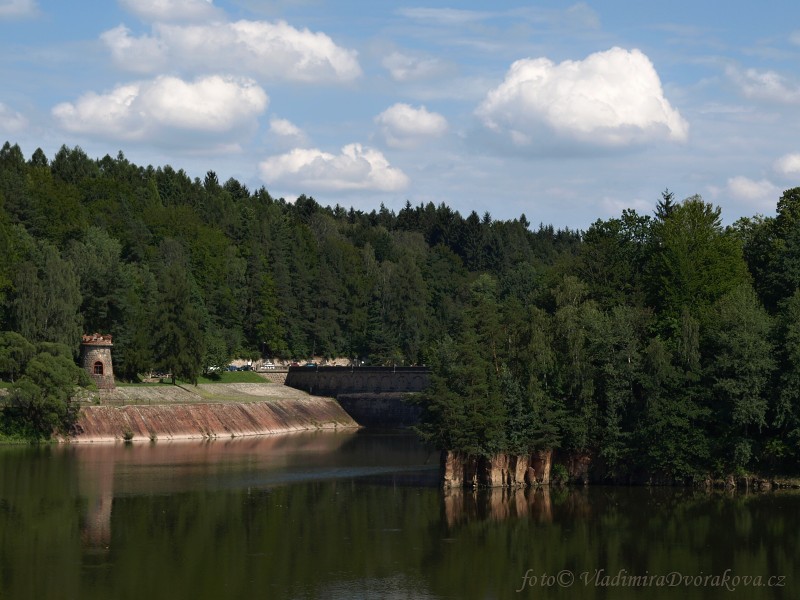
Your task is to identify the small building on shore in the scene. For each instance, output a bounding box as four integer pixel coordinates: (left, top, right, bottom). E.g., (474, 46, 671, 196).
(80, 333, 115, 389)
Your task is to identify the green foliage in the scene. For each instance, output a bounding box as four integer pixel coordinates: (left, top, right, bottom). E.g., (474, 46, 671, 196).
(113, 263, 157, 380)
(0, 142, 796, 477)
(151, 262, 205, 385)
(773, 288, 800, 465)
(551, 463, 569, 484)
(66, 226, 123, 334)
(742, 187, 800, 310)
(651, 195, 749, 327)
(0, 331, 35, 381)
(704, 284, 774, 470)
(202, 329, 230, 375)
(0, 333, 91, 440)
(578, 209, 652, 307)
(551, 275, 602, 451)
(498, 366, 536, 455)
(11, 241, 83, 350)
(416, 332, 505, 457)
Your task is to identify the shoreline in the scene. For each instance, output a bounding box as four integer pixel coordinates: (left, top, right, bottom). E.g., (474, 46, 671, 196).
(439, 449, 800, 491)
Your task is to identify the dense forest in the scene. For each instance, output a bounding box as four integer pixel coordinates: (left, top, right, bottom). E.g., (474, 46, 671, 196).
(0, 141, 799, 478)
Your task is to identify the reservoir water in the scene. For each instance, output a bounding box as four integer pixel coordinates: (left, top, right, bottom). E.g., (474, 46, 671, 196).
(0, 430, 797, 599)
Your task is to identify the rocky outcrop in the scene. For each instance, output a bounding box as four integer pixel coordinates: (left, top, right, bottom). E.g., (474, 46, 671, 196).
(64, 397, 358, 443)
(441, 450, 553, 488)
(530, 449, 553, 485)
(565, 452, 592, 485)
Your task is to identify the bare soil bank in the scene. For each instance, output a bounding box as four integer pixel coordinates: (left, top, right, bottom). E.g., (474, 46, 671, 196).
(64, 384, 358, 442)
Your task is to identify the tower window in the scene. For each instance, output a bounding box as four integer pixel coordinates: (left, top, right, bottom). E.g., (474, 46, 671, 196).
(93, 361, 104, 375)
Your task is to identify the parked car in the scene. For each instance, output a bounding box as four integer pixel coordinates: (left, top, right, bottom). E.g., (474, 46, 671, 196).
(227, 365, 238, 371)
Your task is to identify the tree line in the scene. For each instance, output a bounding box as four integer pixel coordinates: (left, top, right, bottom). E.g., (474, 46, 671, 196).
(418, 190, 800, 480)
(0, 141, 799, 477)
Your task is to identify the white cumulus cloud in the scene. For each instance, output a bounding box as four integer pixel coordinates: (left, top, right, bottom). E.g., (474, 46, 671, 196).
(268, 117, 308, 147)
(0, 0, 37, 18)
(269, 117, 303, 138)
(260, 144, 409, 192)
(52, 74, 268, 146)
(382, 51, 449, 82)
(0, 103, 28, 133)
(476, 47, 689, 148)
(119, 0, 220, 22)
(101, 25, 168, 73)
(101, 19, 361, 83)
(727, 66, 800, 103)
(775, 153, 800, 175)
(726, 176, 780, 210)
(375, 103, 448, 148)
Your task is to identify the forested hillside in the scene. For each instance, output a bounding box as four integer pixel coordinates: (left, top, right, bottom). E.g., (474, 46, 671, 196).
(1, 141, 799, 476)
(0, 141, 578, 379)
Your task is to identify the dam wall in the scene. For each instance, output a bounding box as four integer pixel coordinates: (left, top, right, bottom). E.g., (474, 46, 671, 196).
(285, 366, 430, 396)
(284, 366, 430, 427)
(336, 393, 423, 428)
(66, 396, 358, 443)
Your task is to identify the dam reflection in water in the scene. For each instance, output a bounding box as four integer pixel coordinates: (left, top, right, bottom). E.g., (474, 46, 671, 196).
(71, 430, 439, 548)
(1, 431, 798, 600)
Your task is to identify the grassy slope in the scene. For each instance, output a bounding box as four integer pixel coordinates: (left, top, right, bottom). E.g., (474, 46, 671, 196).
(119, 371, 268, 386)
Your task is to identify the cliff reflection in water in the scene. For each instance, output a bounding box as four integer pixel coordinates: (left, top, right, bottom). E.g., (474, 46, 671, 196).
(443, 486, 555, 526)
(441, 483, 800, 529)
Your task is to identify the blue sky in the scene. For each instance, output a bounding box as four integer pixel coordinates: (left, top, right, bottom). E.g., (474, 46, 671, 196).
(1, 0, 799, 229)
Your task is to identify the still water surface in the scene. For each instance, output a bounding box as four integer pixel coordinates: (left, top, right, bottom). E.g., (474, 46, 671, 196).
(0, 430, 797, 600)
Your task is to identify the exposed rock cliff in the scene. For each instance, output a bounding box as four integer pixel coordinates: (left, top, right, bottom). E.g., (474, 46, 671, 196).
(441, 449, 553, 488)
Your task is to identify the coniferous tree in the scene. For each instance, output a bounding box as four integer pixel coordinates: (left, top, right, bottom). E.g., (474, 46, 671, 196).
(704, 285, 774, 470)
(650, 195, 750, 330)
(774, 288, 800, 465)
(151, 262, 205, 384)
(113, 263, 157, 380)
(654, 188, 676, 220)
(11, 243, 82, 351)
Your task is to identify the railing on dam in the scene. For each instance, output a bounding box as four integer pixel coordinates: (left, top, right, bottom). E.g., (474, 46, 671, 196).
(284, 366, 430, 397)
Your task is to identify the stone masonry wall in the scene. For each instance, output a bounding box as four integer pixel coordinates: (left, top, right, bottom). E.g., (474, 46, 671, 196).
(285, 366, 430, 396)
(81, 345, 115, 390)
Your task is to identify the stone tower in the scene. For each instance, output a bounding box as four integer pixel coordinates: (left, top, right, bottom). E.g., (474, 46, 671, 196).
(81, 333, 115, 389)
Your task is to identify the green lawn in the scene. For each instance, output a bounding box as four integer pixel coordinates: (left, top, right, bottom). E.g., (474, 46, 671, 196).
(119, 371, 268, 386)
(189, 371, 267, 384)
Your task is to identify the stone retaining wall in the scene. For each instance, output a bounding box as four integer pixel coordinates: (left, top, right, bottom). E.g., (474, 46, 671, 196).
(64, 396, 358, 443)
